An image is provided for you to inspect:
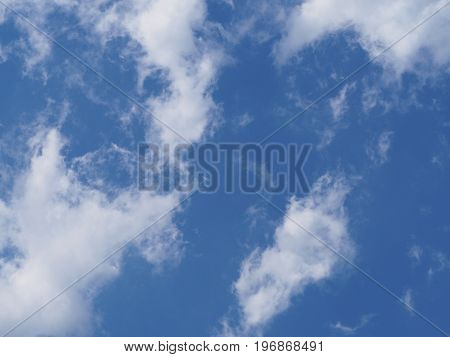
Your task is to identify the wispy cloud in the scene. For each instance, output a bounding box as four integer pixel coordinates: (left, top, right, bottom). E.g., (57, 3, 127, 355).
(428, 251, 450, 278)
(366, 131, 394, 166)
(329, 84, 352, 121)
(331, 314, 375, 335)
(402, 289, 414, 314)
(408, 244, 423, 264)
(234, 113, 254, 129)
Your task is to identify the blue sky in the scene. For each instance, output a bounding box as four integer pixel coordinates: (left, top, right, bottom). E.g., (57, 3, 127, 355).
(0, 0, 450, 337)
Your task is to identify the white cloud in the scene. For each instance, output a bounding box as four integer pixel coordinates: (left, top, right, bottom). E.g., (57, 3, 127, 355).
(17, 24, 51, 77)
(0, 0, 223, 336)
(0, 129, 183, 336)
(0, 44, 11, 63)
(405, 246, 450, 277)
(361, 85, 392, 113)
(367, 131, 394, 166)
(317, 83, 353, 149)
(329, 84, 352, 121)
(331, 314, 374, 335)
(402, 289, 414, 314)
(235, 113, 254, 129)
(275, 0, 450, 75)
(92, 0, 224, 145)
(428, 251, 450, 277)
(408, 244, 423, 263)
(233, 174, 353, 333)
(2, 0, 223, 144)
(0, 0, 78, 75)
(245, 204, 267, 231)
(317, 128, 336, 150)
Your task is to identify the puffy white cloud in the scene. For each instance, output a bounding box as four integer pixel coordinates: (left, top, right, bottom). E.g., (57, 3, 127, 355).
(275, 0, 450, 75)
(233, 175, 353, 333)
(0, 128, 183, 336)
(90, 0, 223, 144)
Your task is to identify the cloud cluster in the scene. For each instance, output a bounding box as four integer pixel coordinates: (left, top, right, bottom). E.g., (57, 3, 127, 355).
(233, 175, 353, 333)
(275, 0, 450, 75)
(2, 0, 223, 144)
(0, 129, 182, 335)
(90, 0, 223, 144)
(0, 0, 222, 335)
